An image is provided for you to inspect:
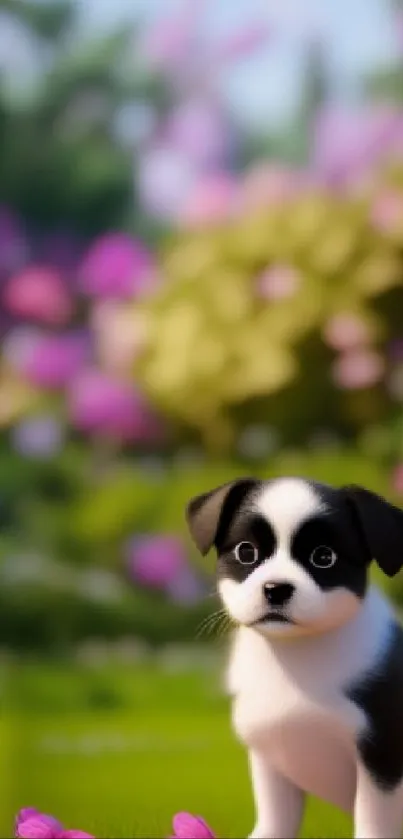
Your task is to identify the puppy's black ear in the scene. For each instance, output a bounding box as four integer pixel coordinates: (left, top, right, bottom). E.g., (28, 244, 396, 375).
(185, 478, 257, 556)
(344, 485, 403, 577)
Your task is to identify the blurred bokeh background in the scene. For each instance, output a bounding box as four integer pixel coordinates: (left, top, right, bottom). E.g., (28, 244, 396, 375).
(3, 0, 403, 835)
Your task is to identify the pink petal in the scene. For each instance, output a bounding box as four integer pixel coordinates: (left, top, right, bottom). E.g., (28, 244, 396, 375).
(16, 810, 40, 831)
(172, 812, 215, 838)
(16, 814, 63, 838)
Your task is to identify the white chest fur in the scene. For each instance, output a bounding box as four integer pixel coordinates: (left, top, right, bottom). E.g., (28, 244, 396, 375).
(227, 587, 394, 812)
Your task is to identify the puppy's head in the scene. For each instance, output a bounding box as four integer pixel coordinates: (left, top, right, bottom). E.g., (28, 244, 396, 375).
(186, 477, 403, 638)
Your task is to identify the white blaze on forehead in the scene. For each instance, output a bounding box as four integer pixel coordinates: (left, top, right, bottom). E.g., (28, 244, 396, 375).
(254, 478, 326, 544)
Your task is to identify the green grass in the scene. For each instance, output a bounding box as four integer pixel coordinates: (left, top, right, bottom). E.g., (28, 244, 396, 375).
(2, 659, 352, 838)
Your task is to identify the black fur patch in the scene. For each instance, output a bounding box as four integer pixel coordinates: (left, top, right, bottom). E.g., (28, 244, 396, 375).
(214, 478, 370, 598)
(291, 512, 368, 600)
(217, 514, 277, 584)
(347, 622, 403, 791)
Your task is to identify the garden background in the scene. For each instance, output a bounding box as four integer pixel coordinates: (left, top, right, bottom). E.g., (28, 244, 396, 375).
(3, 0, 403, 835)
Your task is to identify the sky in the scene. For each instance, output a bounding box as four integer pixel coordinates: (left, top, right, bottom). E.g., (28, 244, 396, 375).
(73, 0, 399, 128)
(0, 0, 399, 130)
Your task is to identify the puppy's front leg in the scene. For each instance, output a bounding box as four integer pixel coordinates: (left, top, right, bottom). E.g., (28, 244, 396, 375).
(248, 749, 304, 839)
(354, 763, 403, 839)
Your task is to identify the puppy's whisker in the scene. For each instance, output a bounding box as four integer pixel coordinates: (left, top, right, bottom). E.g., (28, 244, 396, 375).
(196, 609, 228, 640)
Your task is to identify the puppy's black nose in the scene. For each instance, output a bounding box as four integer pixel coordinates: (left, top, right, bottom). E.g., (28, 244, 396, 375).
(263, 582, 295, 608)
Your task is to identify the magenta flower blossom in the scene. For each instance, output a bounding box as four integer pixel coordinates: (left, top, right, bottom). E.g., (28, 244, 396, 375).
(3, 266, 72, 325)
(15, 808, 94, 838)
(126, 535, 187, 589)
(169, 812, 216, 839)
(80, 234, 157, 299)
(21, 333, 88, 390)
(68, 370, 163, 443)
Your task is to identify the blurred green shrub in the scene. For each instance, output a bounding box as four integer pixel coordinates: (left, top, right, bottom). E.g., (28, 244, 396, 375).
(1, 444, 403, 651)
(134, 167, 403, 456)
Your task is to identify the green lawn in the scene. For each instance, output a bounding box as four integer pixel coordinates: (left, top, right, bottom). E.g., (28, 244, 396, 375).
(2, 658, 352, 838)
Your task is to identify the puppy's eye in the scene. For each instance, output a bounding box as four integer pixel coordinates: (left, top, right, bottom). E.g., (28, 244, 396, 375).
(309, 545, 337, 569)
(234, 541, 258, 565)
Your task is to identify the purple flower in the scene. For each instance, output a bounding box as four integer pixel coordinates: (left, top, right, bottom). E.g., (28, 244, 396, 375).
(166, 566, 205, 605)
(126, 535, 187, 589)
(68, 369, 163, 443)
(21, 333, 88, 390)
(314, 105, 403, 188)
(165, 100, 228, 167)
(138, 145, 196, 220)
(143, 0, 198, 71)
(0, 206, 27, 276)
(212, 23, 271, 64)
(79, 234, 157, 299)
(15, 808, 94, 839)
(35, 231, 82, 273)
(170, 812, 216, 839)
(11, 416, 64, 459)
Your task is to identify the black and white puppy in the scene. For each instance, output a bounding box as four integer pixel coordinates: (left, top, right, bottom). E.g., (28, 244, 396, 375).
(186, 477, 403, 839)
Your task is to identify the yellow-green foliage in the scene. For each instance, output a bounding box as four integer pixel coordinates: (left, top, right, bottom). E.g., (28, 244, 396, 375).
(134, 166, 403, 453)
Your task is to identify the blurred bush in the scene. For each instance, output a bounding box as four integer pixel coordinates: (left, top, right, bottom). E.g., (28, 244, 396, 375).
(2, 0, 403, 651)
(134, 160, 403, 455)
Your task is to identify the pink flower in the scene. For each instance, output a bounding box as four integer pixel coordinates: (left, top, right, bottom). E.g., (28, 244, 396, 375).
(3, 266, 72, 325)
(165, 100, 227, 167)
(80, 234, 157, 299)
(257, 264, 300, 300)
(21, 333, 88, 390)
(314, 105, 403, 188)
(68, 369, 163, 443)
(91, 302, 149, 375)
(370, 190, 403, 234)
(170, 812, 215, 839)
(180, 173, 239, 227)
(212, 23, 271, 64)
(15, 808, 94, 839)
(143, 0, 199, 70)
(323, 314, 370, 352)
(332, 349, 384, 390)
(241, 164, 308, 211)
(127, 535, 187, 589)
